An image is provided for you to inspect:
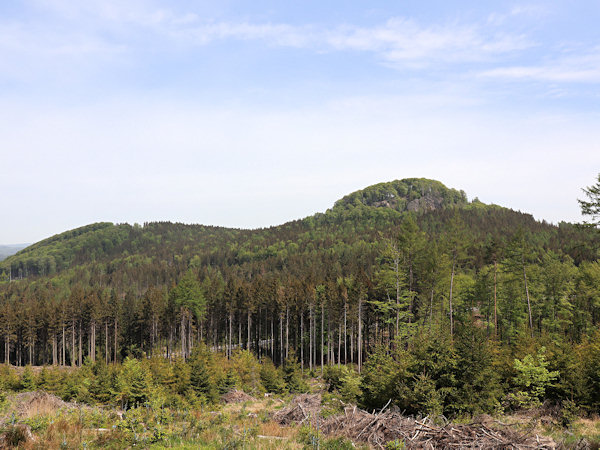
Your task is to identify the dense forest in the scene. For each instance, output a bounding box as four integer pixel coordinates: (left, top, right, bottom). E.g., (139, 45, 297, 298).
(1, 177, 600, 418)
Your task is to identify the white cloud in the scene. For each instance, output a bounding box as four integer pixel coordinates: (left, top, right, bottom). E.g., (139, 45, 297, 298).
(480, 48, 600, 83)
(4, 1, 534, 77)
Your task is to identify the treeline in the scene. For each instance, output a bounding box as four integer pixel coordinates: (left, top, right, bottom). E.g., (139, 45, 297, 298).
(1, 216, 598, 366)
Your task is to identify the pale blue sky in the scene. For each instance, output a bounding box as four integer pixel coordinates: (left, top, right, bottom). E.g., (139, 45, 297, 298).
(1, 1, 599, 243)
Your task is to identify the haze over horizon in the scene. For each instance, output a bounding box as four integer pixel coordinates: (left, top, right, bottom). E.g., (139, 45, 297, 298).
(1, 0, 599, 244)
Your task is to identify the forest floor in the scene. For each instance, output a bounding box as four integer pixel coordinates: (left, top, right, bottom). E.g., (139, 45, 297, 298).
(0, 389, 599, 448)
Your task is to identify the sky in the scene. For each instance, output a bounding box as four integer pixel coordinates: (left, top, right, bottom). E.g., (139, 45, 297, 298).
(1, 0, 600, 244)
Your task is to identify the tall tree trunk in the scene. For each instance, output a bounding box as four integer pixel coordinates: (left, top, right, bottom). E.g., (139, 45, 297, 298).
(105, 321, 109, 364)
(181, 309, 186, 359)
(62, 326, 65, 366)
(343, 301, 347, 364)
(327, 307, 331, 365)
(494, 260, 498, 338)
(449, 257, 456, 338)
(523, 255, 534, 338)
(4, 335, 9, 365)
(247, 310, 251, 351)
(350, 324, 354, 364)
(271, 316, 274, 360)
(228, 312, 233, 358)
(321, 301, 324, 374)
(358, 295, 363, 373)
(188, 313, 192, 357)
(337, 323, 341, 367)
(285, 306, 289, 360)
(71, 321, 76, 367)
(300, 310, 304, 372)
(52, 334, 57, 366)
(309, 306, 313, 372)
(408, 262, 414, 324)
(279, 313, 283, 365)
(78, 321, 82, 366)
(394, 254, 400, 338)
(114, 318, 118, 364)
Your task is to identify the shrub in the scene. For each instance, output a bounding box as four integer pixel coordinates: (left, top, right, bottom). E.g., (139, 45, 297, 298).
(260, 359, 286, 394)
(509, 347, 559, 409)
(282, 352, 308, 393)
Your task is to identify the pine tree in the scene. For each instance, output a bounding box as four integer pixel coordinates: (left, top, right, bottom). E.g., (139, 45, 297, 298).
(579, 173, 600, 228)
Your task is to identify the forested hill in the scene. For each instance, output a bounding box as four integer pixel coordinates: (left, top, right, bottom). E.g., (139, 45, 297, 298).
(1, 177, 597, 279)
(2, 176, 600, 397)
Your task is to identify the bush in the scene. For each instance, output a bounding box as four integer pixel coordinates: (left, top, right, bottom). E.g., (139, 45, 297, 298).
(260, 359, 286, 394)
(509, 347, 559, 409)
(230, 350, 263, 394)
(360, 346, 401, 409)
(282, 352, 308, 393)
(19, 366, 36, 391)
(119, 357, 153, 408)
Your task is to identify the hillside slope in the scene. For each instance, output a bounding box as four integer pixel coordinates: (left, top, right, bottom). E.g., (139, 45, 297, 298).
(1, 178, 597, 279)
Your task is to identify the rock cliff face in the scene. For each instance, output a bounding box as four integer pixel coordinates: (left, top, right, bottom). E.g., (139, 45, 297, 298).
(333, 178, 466, 214)
(406, 192, 445, 212)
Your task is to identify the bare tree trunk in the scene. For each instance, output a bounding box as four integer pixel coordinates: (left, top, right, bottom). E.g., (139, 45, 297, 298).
(327, 308, 331, 365)
(181, 309, 186, 359)
(523, 256, 533, 338)
(52, 334, 57, 366)
(344, 301, 347, 364)
(168, 326, 173, 361)
(228, 312, 233, 358)
(350, 324, 354, 364)
(358, 295, 363, 373)
(285, 306, 289, 360)
(188, 313, 193, 357)
(91, 321, 96, 362)
(312, 306, 316, 371)
(394, 253, 400, 338)
(279, 313, 283, 364)
(114, 318, 118, 364)
(337, 323, 341, 367)
(78, 321, 82, 366)
(494, 260, 498, 338)
(300, 310, 304, 372)
(105, 321, 109, 364)
(309, 306, 313, 372)
(71, 321, 76, 367)
(449, 258, 456, 338)
(321, 301, 324, 374)
(247, 310, 251, 351)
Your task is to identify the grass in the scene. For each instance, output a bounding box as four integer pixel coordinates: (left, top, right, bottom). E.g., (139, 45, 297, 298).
(0, 390, 322, 449)
(4, 388, 598, 449)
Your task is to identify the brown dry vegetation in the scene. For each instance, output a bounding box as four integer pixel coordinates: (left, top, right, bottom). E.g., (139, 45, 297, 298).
(1, 389, 599, 449)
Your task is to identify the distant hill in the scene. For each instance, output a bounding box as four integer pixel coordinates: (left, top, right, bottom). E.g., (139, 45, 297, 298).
(0, 244, 29, 262)
(1, 178, 597, 278)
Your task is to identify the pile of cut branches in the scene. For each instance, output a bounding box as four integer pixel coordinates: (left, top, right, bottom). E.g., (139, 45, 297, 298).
(321, 405, 556, 448)
(273, 394, 321, 426)
(275, 394, 557, 449)
(221, 389, 256, 404)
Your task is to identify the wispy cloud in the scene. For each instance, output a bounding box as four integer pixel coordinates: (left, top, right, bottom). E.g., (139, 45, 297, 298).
(157, 17, 534, 67)
(8, 1, 534, 72)
(480, 48, 600, 83)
